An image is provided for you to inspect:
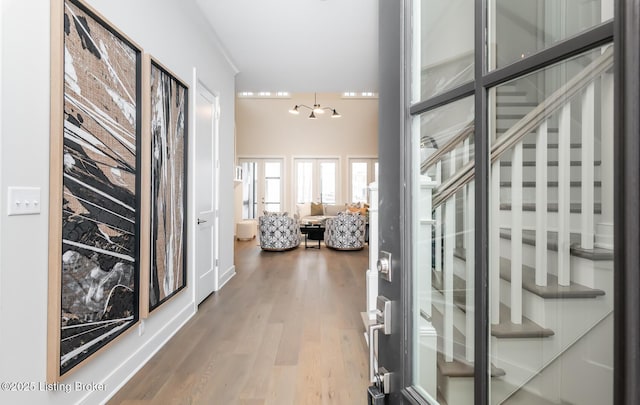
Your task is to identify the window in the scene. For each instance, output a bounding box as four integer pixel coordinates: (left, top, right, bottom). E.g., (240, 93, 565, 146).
(349, 158, 378, 203)
(294, 158, 340, 204)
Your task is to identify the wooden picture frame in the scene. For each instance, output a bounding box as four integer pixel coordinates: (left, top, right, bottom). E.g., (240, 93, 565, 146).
(48, 0, 143, 380)
(142, 56, 189, 315)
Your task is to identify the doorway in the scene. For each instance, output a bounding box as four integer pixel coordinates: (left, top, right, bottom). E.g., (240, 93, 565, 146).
(194, 82, 219, 305)
(238, 158, 284, 218)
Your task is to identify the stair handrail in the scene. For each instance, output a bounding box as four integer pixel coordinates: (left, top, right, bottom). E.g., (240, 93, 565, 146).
(430, 45, 613, 209)
(421, 121, 474, 174)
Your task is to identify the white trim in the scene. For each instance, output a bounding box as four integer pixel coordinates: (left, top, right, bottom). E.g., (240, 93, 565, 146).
(89, 303, 196, 404)
(218, 265, 236, 289)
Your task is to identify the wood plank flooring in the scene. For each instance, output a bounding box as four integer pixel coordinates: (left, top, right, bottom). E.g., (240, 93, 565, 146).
(108, 240, 370, 404)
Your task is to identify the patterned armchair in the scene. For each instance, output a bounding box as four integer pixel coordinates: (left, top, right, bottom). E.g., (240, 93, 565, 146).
(324, 212, 366, 250)
(259, 213, 301, 251)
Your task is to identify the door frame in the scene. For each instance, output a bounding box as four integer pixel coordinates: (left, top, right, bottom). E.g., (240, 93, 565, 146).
(191, 73, 220, 306)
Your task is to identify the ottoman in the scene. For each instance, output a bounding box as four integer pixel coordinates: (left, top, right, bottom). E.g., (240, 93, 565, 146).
(236, 220, 256, 240)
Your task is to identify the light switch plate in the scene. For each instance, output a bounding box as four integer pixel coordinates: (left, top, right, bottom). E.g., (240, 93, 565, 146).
(7, 187, 41, 216)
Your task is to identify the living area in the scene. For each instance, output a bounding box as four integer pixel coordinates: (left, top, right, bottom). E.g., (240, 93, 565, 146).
(233, 92, 378, 250)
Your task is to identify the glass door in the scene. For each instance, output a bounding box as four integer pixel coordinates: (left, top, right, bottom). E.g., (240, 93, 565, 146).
(374, 0, 618, 404)
(238, 158, 283, 217)
(294, 158, 340, 204)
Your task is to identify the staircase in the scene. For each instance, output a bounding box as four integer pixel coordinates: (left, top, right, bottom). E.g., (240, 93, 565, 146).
(421, 46, 614, 404)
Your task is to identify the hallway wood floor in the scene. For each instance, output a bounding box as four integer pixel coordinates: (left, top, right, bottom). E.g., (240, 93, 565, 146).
(108, 240, 370, 404)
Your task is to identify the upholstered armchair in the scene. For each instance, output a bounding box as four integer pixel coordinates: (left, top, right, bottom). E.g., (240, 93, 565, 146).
(324, 212, 366, 250)
(259, 213, 301, 251)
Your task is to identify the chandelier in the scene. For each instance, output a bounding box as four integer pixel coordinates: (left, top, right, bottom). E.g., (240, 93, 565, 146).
(288, 93, 341, 119)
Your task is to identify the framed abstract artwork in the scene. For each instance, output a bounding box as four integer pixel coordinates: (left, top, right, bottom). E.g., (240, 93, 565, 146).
(145, 57, 188, 313)
(48, 0, 143, 379)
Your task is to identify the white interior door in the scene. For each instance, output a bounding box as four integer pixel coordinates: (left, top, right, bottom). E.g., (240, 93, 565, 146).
(195, 84, 218, 304)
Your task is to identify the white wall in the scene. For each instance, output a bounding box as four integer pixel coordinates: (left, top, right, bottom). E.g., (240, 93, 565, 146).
(0, 0, 236, 404)
(235, 93, 378, 223)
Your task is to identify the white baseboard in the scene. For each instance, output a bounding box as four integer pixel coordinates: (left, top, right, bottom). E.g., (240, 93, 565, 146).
(219, 265, 236, 289)
(84, 303, 196, 405)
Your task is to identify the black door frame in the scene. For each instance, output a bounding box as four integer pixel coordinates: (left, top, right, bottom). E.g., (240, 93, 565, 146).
(377, 0, 640, 404)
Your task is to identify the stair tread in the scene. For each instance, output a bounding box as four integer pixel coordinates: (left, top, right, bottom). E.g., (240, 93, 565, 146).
(500, 180, 602, 187)
(500, 160, 601, 167)
(499, 227, 614, 261)
(431, 307, 506, 378)
(496, 101, 538, 107)
(499, 257, 606, 299)
(437, 353, 506, 378)
(500, 201, 602, 214)
(492, 304, 555, 338)
(433, 270, 555, 338)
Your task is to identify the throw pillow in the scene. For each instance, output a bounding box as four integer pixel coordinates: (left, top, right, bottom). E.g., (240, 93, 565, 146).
(310, 202, 324, 216)
(324, 204, 343, 216)
(295, 203, 311, 219)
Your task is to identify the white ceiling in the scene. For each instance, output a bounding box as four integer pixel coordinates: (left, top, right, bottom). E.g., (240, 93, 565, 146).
(195, 0, 379, 93)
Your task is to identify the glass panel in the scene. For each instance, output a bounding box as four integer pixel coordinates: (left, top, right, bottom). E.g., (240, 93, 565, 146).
(264, 161, 280, 178)
(412, 0, 474, 102)
(488, 45, 614, 404)
(265, 179, 280, 204)
(488, 0, 613, 70)
(351, 162, 369, 203)
(412, 96, 474, 404)
(241, 162, 257, 219)
(320, 161, 336, 204)
(296, 161, 313, 203)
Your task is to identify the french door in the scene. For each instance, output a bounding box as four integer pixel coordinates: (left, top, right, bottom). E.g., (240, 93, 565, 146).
(238, 158, 283, 217)
(371, 0, 640, 404)
(293, 158, 340, 204)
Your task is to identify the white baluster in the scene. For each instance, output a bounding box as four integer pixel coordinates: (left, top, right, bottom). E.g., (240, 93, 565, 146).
(490, 161, 501, 324)
(420, 177, 437, 318)
(558, 104, 571, 286)
(366, 182, 379, 320)
(435, 162, 443, 276)
(465, 183, 475, 362)
(444, 149, 457, 363)
(444, 196, 455, 362)
(463, 134, 474, 361)
(536, 121, 549, 286)
(511, 144, 523, 324)
(596, 70, 614, 249)
(581, 83, 595, 250)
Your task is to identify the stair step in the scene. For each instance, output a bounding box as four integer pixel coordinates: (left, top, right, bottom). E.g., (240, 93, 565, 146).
(500, 201, 602, 214)
(492, 304, 554, 339)
(433, 269, 555, 339)
(496, 101, 538, 107)
(521, 143, 582, 149)
(437, 353, 506, 378)
(431, 306, 506, 378)
(499, 257, 606, 299)
(500, 160, 601, 167)
(500, 180, 602, 188)
(499, 228, 614, 261)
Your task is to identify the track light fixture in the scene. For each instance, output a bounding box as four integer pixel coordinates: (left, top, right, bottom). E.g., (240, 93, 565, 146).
(289, 93, 341, 119)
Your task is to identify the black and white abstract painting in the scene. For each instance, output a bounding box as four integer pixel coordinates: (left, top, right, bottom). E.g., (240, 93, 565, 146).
(149, 61, 187, 311)
(59, 0, 140, 375)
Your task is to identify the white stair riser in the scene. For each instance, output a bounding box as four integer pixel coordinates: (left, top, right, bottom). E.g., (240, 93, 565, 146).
(498, 278, 612, 330)
(499, 165, 602, 182)
(500, 183, 601, 203)
(499, 210, 602, 234)
(498, 237, 611, 286)
(438, 372, 474, 405)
